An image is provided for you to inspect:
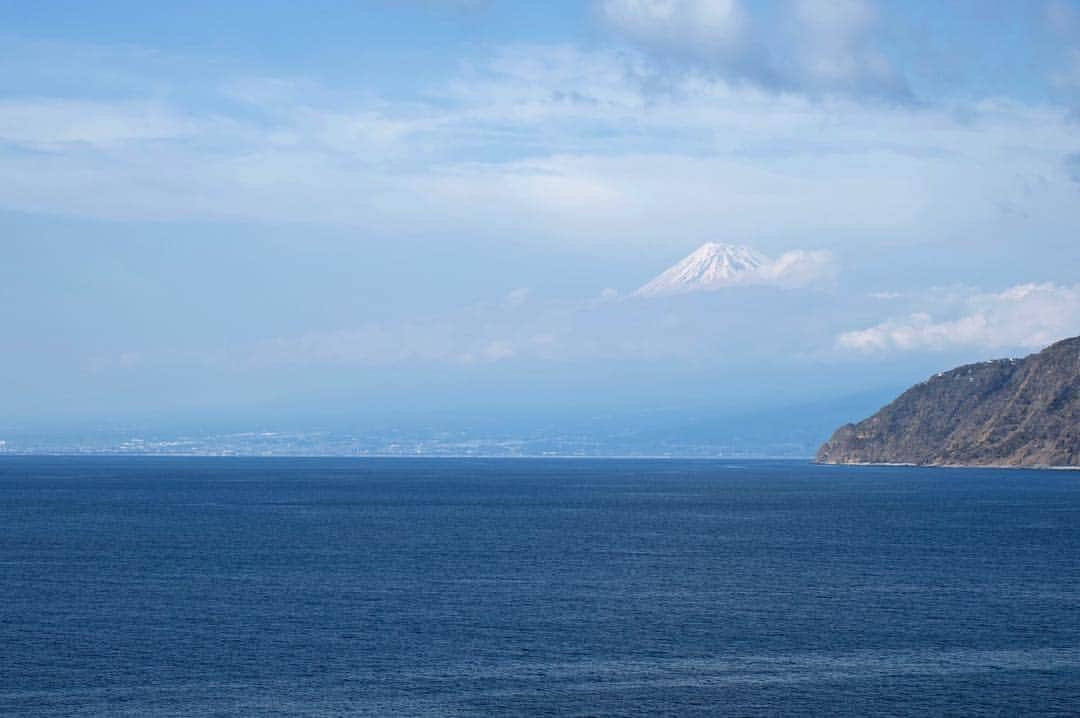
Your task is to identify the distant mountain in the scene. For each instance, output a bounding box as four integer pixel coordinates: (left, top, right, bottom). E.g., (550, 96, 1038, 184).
(817, 336, 1080, 468)
(635, 243, 770, 297)
(635, 242, 835, 296)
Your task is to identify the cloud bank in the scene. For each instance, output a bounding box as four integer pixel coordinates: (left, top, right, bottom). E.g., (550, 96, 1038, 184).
(596, 0, 909, 100)
(597, 0, 767, 82)
(0, 34, 1076, 259)
(837, 283, 1080, 353)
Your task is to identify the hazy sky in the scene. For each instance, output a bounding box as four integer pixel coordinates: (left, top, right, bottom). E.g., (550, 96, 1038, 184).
(3, 0, 1079, 434)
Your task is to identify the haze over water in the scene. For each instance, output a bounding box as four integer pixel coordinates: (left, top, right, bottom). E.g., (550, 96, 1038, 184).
(3, 457, 1079, 716)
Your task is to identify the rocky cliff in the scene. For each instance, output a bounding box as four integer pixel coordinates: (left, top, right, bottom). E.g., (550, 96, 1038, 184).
(817, 336, 1080, 467)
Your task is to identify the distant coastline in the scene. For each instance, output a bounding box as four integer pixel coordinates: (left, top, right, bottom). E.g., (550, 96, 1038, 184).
(0, 452, 809, 461)
(3, 453, 1078, 469)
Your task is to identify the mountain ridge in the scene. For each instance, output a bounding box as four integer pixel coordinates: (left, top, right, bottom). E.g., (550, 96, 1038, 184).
(816, 336, 1080, 467)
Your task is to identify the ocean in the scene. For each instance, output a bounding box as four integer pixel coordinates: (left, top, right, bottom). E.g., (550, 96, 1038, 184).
(1, 456, 1078, 716)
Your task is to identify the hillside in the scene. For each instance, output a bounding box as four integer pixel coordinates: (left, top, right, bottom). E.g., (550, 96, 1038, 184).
(816, 336, 1080, 467)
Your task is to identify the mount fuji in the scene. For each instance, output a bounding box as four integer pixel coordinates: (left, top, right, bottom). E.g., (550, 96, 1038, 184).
(635, 243, 770, 297)
(635, 242, 833, 297)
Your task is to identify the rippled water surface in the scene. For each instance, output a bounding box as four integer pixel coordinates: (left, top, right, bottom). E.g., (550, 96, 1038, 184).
(2, 457, 1079, 716)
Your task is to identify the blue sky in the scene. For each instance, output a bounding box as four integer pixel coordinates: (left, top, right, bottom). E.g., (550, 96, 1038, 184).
(2, 1, 1079, 443)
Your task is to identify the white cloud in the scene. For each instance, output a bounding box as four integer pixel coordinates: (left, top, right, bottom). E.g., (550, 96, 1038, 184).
(503, 288, 531, 307)
(0, 43, 1078, 258)
(0, 99, 197, 149)
(760, 249, 837, 288)
(597, 0, 754, 66)
(596, 0, 908, 99)
(837, 282, 1080, 353)
(476, 339, 516, 363)
(596, 0, 777, 90)
(790, 0, 908, 99)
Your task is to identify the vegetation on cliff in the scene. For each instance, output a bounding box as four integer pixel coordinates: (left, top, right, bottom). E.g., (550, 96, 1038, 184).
(817, 336, 1079, 467)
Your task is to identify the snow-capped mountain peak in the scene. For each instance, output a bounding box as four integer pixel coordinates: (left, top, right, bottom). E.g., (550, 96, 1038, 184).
(634, 243, 771, 297)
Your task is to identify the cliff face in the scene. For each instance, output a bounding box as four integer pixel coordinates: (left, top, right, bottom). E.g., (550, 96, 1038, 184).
(817, 336, 1080, 467)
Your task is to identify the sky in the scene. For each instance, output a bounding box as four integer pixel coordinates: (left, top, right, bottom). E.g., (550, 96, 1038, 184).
(2, 0, 1079, 450)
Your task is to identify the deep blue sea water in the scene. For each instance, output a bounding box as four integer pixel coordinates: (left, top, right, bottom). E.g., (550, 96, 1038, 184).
(2, 457, 1079, 716)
